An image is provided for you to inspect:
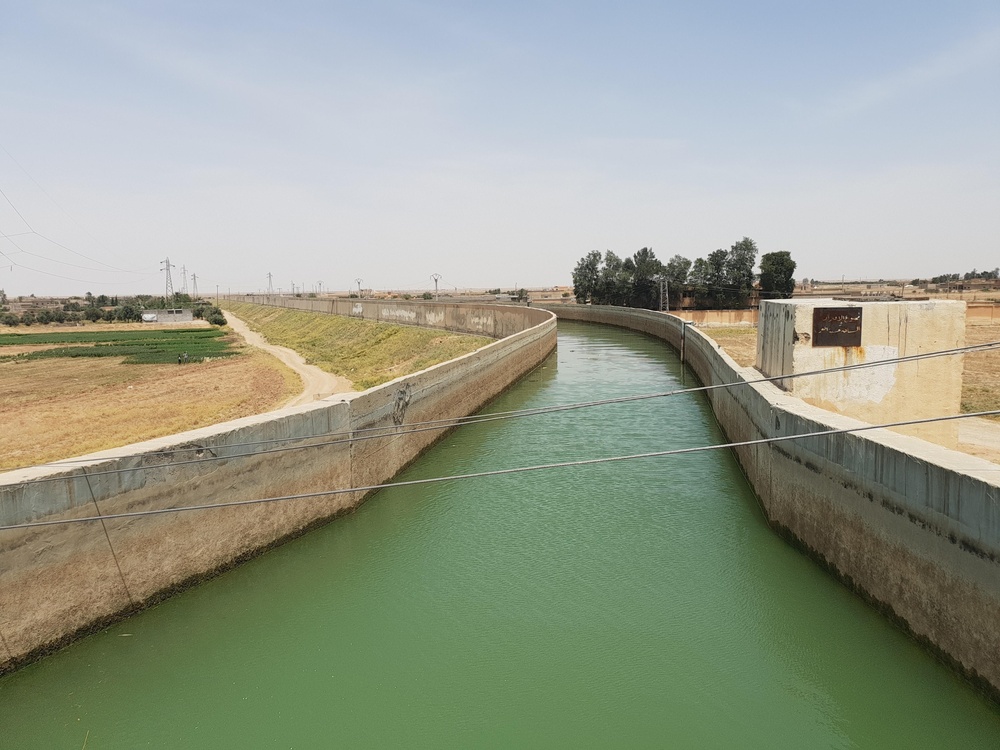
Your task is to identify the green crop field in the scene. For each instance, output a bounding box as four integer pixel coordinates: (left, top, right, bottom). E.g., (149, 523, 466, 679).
(0, 328, 238, 364)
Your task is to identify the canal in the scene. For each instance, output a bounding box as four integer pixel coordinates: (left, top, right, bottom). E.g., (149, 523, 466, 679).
(1, 320, 998, 747)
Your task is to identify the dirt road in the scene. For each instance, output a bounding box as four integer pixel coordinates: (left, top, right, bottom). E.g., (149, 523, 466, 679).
(225, 312, 355, 407)
(958, 417, 1000, 464)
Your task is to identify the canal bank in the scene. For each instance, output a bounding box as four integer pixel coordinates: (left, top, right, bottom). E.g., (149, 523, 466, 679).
(1, 321, 997, 748)
(0, 300, 555, 673)
(542, 304, 1000, 700)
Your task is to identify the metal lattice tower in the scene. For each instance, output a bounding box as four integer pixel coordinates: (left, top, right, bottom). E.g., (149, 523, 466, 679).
(191, 273, 199, 300)
(161, 258, 174, 302)
(659, 277, 669, 311)
(180, 265, 188, 295)
(267, 272, 274, 295)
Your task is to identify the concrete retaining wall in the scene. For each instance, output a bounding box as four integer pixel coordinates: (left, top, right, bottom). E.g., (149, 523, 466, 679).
(0, 301, 556, 673)
(543, 304, 1000, 698)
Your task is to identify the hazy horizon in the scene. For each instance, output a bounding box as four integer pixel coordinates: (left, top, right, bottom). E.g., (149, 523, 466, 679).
(2, 2, 998, 297)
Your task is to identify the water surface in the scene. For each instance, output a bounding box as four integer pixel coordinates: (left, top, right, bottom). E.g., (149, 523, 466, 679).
(1, 321, 998, 747)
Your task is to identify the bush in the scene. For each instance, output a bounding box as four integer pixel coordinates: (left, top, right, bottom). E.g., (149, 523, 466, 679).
(422, 292, 433, 300)
(1, 313, 18, 326)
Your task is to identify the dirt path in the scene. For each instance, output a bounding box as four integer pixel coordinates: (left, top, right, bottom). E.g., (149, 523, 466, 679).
(958, 417, 1000, 464)
(225, 312, 355, 407)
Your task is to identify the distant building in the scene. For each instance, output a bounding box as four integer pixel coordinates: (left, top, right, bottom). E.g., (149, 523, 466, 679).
(143, 308, 193, 323)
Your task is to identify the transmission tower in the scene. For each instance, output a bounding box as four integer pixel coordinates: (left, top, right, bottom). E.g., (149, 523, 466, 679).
(267, 272, 274, 295)
(180, 264, 188, 295)
(161, 258, 175, 302)
(191, 273, 199, 300)
(431, 273, 442, 301)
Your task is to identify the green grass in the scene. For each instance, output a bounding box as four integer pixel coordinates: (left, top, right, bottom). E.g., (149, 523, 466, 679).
(0, 328, 238, 364)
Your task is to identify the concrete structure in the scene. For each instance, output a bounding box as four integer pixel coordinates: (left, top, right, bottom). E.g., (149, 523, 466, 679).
(0, 299, 556, 674)
(542, 304, 1000, 700)
(140, 308, 195, 323)
(757, 299, 966, 447)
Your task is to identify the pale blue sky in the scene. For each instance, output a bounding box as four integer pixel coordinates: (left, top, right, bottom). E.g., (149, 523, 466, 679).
(1, 1, 998, 296)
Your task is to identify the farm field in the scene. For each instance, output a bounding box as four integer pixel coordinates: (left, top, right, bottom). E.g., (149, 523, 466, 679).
(0, 327, 236, 364)
(0, 325, 300, 472)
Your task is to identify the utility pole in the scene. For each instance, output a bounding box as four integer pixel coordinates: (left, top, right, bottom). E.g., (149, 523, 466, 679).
(216, 284, 219, 305)
(355, 278, 363, 298)
(180, 264, 188, 295)
(431, 273, 441, 301)
(191, 273, 198, 300)
(318, 281, 323, 295)
(267, 272, 274, 295)
(161, 258, 174, 304)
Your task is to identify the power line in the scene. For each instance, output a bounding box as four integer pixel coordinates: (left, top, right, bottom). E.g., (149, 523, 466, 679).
(8, 339, 999, 482)
(0, 143, 150, 274)
(3, 407, 998, 533)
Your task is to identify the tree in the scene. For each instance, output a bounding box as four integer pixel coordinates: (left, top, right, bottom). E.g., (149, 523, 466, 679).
(596, 251, 630, 306)
(687, 257, 711, 305)
(723, 237, 757, 308)
(759, 251, 797, 299)
(702, 249, 728, 308)
(629, 247, 665, 310)
(115, 302, 142, 322)
(570, 247, 665, 309)
(572, 251, 602, 302)
(665, 255, 691, 286)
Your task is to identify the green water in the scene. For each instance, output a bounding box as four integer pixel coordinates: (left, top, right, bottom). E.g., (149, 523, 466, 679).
(2, 321, 998, 748)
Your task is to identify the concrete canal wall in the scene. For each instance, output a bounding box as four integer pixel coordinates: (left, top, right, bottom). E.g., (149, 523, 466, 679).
(543, 304, 1000, 698)
(0, 300, 556, 673)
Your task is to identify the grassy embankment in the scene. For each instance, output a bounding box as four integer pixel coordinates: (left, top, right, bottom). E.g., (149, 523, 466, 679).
(0, 326, 300, 472)
(702, 320, 1000, 421)
(223, 301, 493, 390)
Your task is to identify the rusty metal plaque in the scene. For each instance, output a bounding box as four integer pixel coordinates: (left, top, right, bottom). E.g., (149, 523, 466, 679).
(813, 307, 862, 347)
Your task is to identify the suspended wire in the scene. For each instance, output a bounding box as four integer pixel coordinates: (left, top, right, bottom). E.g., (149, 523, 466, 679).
(16, 338, 1000, 476)
(10, 339, 1000, 482)
(0, 183, 33, 232)
(3, 407, 998, 533)
(0, 143, 150, 274)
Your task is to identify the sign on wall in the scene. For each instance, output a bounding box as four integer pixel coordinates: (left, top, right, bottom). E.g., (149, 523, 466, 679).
(813, 307, 862, 347)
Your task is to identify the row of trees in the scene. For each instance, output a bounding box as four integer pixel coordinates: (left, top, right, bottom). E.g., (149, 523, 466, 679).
(1, 295, 226, 327)
(571, 238, 796, 310)
(926, 268, 1000, 284)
